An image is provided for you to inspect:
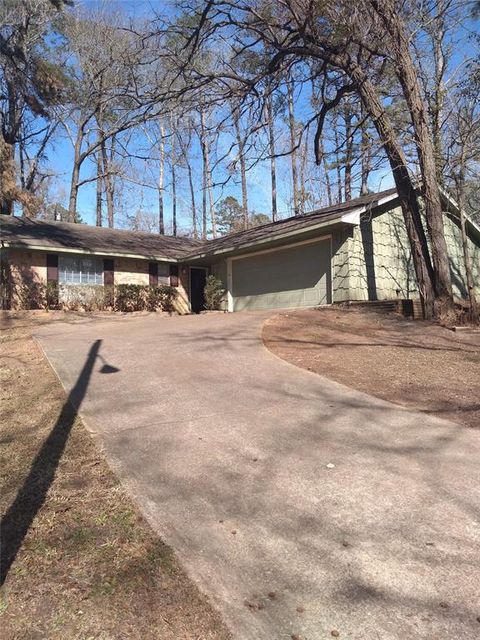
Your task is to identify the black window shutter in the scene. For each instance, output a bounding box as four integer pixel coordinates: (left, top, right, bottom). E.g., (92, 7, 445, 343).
(103, 258, 114, 286)
(46, 254, 58, 282)
(46, 254, 59, 309)
(149, 262, 158, 286)
(169, 264, 179, 287)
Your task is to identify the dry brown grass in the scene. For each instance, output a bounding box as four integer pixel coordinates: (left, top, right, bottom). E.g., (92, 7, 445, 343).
(263, 306, 480, 429)
(0, 313, 230, 640)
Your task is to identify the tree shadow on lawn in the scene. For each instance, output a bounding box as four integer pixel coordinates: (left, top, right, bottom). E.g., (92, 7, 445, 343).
(0, 339, 119, 585)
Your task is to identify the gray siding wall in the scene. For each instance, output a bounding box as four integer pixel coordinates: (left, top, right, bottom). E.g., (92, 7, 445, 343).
(340, 206, 480, 302)
(349, 206, 418, 301)
(331, 228, 352, 303)
(443, 213, 480, 299)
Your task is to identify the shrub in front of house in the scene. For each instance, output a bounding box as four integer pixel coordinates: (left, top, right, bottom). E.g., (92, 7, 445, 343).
(114, 284, 146, 312)
(46, 282, 60, 310)
(204, 275, 225, 311)
(17, 281, 46, 310)
(115, 284, 177, 313)
(157, 285, 177, 313)
(60, 285, 105, 312)
(104, 285, 115, 310)
(4, 278, 177, 313)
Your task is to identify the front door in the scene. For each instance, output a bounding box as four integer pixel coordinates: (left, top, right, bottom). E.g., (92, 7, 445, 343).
(190, 267, 207, 313)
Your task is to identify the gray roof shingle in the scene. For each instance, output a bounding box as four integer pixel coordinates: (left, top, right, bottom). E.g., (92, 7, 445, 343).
(0, 216, 203, 260)
(187, 188, 398, 258)
(1, 188, 399, 261)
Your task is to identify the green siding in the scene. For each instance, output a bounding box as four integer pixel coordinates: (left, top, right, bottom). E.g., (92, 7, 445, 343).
(343, 206, 480, 302)
(331, 228, 352, 303)
(348, 207, 418, 301)
(443, 213, 480, 299)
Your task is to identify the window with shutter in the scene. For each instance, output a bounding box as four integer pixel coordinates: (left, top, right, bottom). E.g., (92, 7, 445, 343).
(58, 254, 103, 285)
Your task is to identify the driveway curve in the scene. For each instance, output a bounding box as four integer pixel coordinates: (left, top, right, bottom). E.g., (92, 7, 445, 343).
(35, 312, 480, 640)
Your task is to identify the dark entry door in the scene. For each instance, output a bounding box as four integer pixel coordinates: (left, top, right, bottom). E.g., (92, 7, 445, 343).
(190, 267, 207, 313)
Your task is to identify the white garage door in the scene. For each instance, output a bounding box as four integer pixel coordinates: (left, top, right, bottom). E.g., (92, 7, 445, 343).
(232, 238, 331, 311)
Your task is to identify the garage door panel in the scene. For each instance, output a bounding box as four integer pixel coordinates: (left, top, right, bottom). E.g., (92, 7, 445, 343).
(232, 239, 331, 311)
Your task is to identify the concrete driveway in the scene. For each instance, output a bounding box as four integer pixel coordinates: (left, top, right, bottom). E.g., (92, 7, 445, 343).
(35, 312, 480, 640)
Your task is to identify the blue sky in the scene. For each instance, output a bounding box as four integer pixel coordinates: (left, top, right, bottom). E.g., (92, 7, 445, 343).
(44, 0, 477, 233)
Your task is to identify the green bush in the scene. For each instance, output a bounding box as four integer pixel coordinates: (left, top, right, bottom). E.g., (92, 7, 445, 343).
(18, 281, 46, 310)
(158, 285, 176, 313)
(60, 285, 105, 311)
(104, 285, 115, 309)
(115, 284, 177, 313)
(114, 284, 146, 312)
(145, 285, 160, 312)
(204, 275, 224, 311)
(46, 281, 60, 309)
(6, 280, 177, 313)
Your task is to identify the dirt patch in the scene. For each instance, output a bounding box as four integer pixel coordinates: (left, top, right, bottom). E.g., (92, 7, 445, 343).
(263, 307, 480, 429)
(0, 314, 230, 639)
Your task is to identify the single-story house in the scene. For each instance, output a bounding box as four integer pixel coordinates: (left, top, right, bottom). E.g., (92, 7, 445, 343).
(1, 188, 479, 314)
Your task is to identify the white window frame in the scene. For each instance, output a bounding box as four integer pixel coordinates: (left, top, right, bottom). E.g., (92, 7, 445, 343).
(58, 254, 104, 286)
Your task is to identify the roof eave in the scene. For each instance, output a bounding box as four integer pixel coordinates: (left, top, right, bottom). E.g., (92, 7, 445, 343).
(186, 191, 402, 262)
(439, 188, 480, 239)
(184, 217, 346, 262)
(1, 241, 179, 263)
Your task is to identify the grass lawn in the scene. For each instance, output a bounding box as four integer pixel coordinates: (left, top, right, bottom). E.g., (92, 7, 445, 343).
(263, 306, 480, 429)
(0, 312, 230, 640)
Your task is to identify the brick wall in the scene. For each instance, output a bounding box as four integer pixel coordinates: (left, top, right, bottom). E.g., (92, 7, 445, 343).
(114, 257, 150, 285)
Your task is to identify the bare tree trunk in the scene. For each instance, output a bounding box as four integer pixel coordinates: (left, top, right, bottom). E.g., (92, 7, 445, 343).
(0, 81, 18, 215)
(299, 127, 309, 212)
(455, 174, 478, 319)
(370, 0, 453, 306)
(96, 147, 102, 226)
(206, 155, 216, 238)
(199, 106, 215, 238)
(95, 113, 104, 227)
(199, 107, 207, 238)
(0, 138, 15, 215)
(340, 55, 436, 317)
(266, 92, 277, 221)
(199, 128, 207, 238)
(344, 107, 353, 201)
(430, 0, 447, 180)
(101, 135, 115, 229)
(360, 104, 371, 195)
(158, 124, 165, 234)
(171, 129, 177, 237)
(19, 134, 26, 216)
(318, 139, 333, 206)
(333, 122, 343, 204)
(68, 128, 84, 223)
(232, 104, 249, 229)
(287, 79, 300, 215)
(186, 157, 198, 239)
